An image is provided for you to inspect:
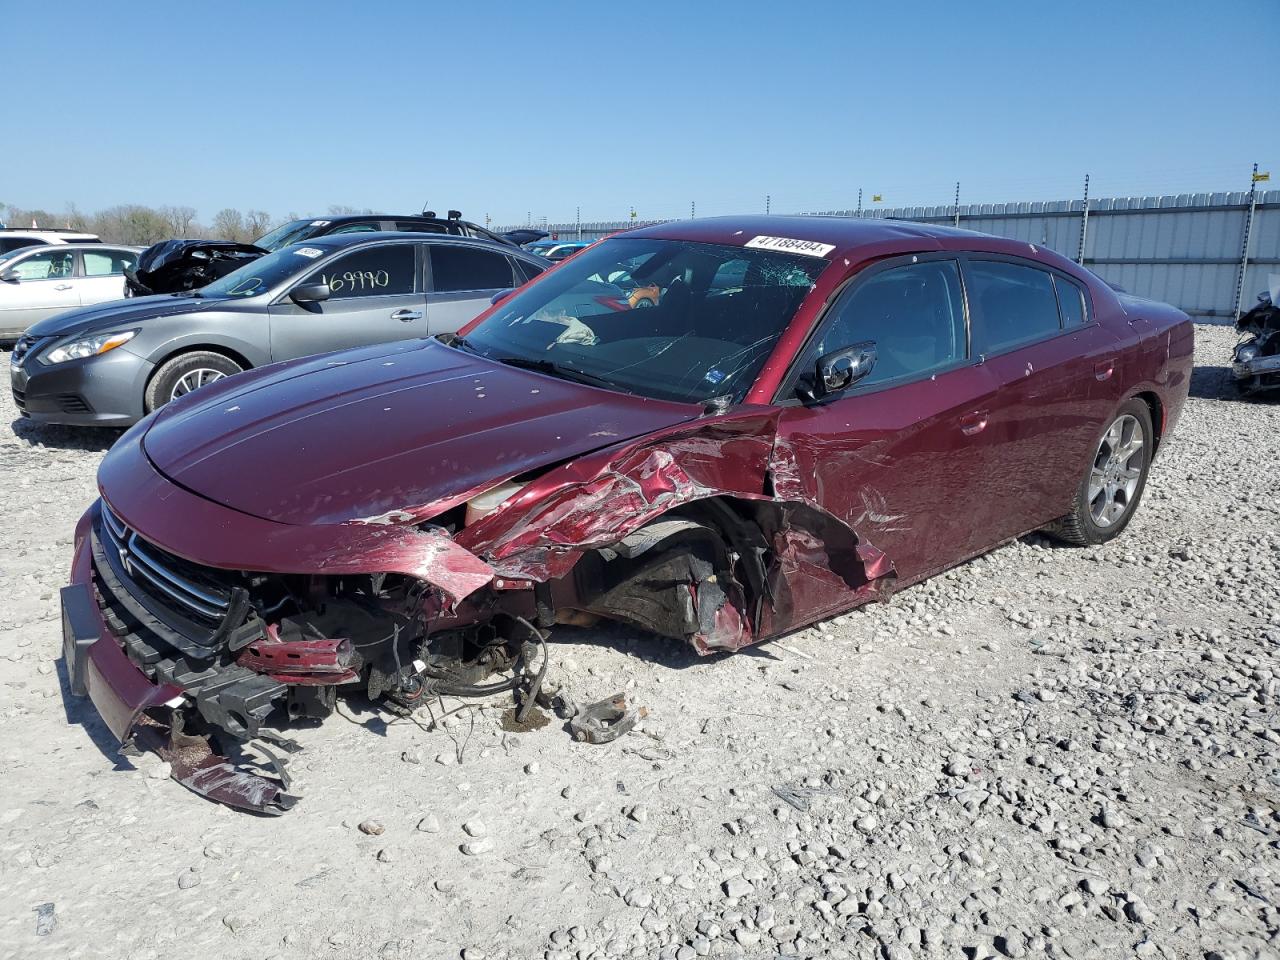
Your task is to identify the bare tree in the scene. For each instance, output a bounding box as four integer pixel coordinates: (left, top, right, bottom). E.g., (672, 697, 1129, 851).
(160, 205, 199, 236)
(211, 208, 247, 242)
(245, 210, 273, 240)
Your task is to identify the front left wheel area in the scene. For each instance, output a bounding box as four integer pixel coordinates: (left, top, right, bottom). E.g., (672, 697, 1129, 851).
(144, 351, 244, 413)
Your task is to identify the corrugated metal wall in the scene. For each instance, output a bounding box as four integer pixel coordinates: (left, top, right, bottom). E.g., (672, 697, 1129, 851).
(503, 190, 1280, 323)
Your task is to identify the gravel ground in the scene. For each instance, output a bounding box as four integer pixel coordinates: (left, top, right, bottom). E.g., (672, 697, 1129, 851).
(0, 323, 1277, 960)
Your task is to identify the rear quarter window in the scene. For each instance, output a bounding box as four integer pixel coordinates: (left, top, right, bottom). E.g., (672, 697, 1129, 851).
(513, 257, 545, 284)
(1054, 275, 1088, 326)
(966, 259, 1062, 355)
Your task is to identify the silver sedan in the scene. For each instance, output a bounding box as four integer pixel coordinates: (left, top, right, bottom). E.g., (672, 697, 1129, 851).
(10, 233, 546, 427)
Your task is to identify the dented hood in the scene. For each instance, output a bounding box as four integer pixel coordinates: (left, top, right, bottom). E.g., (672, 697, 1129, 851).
(141, 340, 699, 525)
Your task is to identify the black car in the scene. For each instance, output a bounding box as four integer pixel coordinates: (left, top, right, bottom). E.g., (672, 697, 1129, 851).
(126, 211, 517, 296)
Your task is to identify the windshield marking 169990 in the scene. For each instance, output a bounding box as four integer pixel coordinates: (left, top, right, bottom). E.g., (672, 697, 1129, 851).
(460, 238, 827, 405)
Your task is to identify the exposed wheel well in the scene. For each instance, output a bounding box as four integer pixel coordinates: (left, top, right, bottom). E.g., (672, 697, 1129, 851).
(1133, 390, 1164, 452)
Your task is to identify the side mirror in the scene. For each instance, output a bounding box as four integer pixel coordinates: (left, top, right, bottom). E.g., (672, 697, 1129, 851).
(798, 342, 877, 401)
(490, 288, 515, 305)
(290, 282, 331, 305)
(0, 268, 19, 283)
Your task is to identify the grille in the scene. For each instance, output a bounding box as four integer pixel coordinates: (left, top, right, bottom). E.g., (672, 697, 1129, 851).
(98, 501, 234, 625)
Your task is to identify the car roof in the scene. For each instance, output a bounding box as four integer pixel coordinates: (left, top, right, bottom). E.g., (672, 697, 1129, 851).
(299, 231, 540, 257)
(7, 242, 141, 251)
(0, 230, 99, 240)
(621, 214, 1089, 276)
(625, 215, 1016, 256)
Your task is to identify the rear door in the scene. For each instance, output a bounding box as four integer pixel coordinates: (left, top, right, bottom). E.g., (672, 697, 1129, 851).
(77, 247, 137, 307)
(0, 247, 79, 336)
(963, 256, 1122, 541)
(424, 242, 520, 334)
(267, 242, 427, 361)
(774, 255, 1003, 592)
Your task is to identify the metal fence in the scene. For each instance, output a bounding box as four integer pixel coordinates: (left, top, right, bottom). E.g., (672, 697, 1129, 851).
(501, 189, 1280, 323)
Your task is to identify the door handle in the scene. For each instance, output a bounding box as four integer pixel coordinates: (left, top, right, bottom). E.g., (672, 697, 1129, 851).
(959, 410, 989, 436)
(390, 309, 423, 322)
(1094, 358, 1115, 381)
(54, 284, 73, 291)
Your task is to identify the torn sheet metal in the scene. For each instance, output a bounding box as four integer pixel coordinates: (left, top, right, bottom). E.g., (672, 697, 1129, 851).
(134, 717, 298, 815)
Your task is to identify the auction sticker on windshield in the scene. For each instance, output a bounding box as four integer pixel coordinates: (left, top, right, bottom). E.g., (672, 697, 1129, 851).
(745, 236, 835, 258)
(294, 247, 324, 258)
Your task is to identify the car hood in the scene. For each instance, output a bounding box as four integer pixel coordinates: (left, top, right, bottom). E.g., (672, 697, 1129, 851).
(140, 340, 701, 526)
(24, 293, 222, 339)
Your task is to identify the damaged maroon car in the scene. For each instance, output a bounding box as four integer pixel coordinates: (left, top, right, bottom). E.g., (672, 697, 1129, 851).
(62, 216, 1193, 811)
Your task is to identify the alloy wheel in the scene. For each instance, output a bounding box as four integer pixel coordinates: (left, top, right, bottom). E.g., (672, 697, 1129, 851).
(170, 368, 227, 400)
(1088, 414, 1145, 527)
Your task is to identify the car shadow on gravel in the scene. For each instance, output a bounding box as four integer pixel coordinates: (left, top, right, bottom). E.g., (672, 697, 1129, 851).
(54, 658, 137, 770)
(1188, 363, 1274, 403)
(551, 620, 788, 671)
(9, 417, 123, 452)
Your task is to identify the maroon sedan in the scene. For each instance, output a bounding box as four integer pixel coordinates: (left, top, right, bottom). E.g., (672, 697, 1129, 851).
(62, 216, 1192, 810)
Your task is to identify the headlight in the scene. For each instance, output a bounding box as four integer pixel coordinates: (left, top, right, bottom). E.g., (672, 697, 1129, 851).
(464, 480, 527, 526)
(1235, 343, 1260, 363)
(43, 330, 138, 365)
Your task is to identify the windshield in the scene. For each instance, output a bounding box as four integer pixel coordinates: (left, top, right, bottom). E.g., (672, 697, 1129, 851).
(198, 244, 322, 298)
(461, 237, 827, 404)
(253, 219, 317, 251)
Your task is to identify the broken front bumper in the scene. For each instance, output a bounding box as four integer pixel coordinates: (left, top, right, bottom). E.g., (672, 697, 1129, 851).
(63, 514, 299, 813)
(63, 527, 184, 740)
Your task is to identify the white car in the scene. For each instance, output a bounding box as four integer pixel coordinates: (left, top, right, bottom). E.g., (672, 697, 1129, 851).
(0, 243, 141, 340)
(0, 229, 102, 255)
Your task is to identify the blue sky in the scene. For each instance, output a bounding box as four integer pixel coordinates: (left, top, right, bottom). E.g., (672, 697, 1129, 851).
(5, 0, 1277, 226)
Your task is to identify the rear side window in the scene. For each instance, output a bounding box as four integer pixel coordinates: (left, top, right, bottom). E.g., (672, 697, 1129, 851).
(967, 259, 1061, 355)
(396, 220, 447, 234)
(512, 257, 544, 284)
(430, 245, 515, 292)
(0, 237, 48, 254)
(812, 259, 967, 388)
(305, 244, 416, 298)
(327, 222, 381, 236)
(1055, 275, 1087, 326)
(83, 249, 137, 276)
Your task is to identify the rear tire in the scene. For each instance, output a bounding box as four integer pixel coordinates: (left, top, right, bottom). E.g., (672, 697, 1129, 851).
(145, 351, 243, 413)
(1047, 398, 1153, 546)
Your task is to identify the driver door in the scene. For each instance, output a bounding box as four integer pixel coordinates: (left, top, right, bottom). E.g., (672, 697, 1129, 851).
(268, 242, 426, 361)
(774, 256, 1003, 588)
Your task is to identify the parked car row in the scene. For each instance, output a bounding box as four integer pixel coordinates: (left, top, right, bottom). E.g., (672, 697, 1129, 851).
(11, 232, 548, 425)
(123, 210, 522, 297)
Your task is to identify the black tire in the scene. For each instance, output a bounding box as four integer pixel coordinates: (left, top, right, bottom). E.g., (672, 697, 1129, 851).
(144, 351, 243, 413)
(1047, 397, 1154, 546)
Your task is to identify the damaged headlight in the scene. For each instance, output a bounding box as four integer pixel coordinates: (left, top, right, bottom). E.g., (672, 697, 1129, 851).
(1235, 342, 1260, 363)
(464, 480, 527, 525)
(42, 330, 138, 364)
